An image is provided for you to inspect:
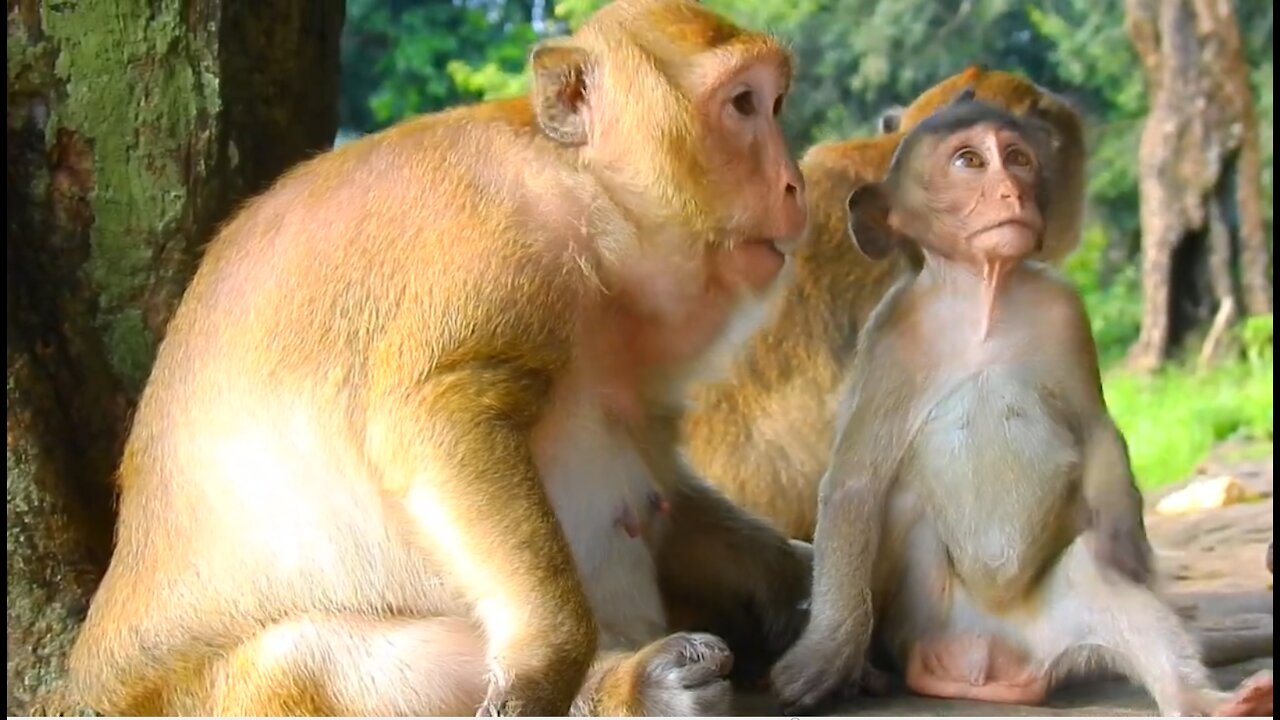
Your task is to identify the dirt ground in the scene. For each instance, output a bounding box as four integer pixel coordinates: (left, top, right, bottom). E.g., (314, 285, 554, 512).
(737, 444, 1275, 716)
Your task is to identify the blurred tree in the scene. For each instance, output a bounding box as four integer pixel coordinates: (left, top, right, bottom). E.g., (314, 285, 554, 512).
(1239, 1, 1273, 239)
(1125, 0, 1272, 371)
(6, 1, 342, 713)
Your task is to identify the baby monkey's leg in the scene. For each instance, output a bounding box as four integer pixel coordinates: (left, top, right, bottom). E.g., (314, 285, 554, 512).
(1029, 538, 1273, 716)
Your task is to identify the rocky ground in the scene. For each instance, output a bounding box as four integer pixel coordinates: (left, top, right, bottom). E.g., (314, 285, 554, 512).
(738, 444, 1275, 716)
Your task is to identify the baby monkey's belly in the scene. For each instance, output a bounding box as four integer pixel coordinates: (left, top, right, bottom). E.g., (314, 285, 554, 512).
(905, 375, 1083, 606)
(881, 378, 1084, 705)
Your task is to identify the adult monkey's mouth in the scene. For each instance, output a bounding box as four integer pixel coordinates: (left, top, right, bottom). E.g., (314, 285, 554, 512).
(747, 237, 793, 257)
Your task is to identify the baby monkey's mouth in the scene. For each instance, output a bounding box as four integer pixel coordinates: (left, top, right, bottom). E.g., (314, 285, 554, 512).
(981, 218, 1039, 233)
(968, 218, 1042, 245)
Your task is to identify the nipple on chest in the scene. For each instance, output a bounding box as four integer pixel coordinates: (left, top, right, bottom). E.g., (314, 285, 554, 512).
(615, 489, 671, 539)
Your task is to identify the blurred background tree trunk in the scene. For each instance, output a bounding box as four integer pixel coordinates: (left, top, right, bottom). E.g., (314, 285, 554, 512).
(1125, 0, 1273, 371)
(6, 0, 343, 713)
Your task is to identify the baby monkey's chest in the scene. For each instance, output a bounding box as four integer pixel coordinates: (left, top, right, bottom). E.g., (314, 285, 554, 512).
(906, 372, 1083, 578)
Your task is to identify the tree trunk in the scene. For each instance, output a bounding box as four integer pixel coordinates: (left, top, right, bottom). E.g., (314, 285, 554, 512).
(6, 1, 343, 714)
(1124, 0, 1273, 371)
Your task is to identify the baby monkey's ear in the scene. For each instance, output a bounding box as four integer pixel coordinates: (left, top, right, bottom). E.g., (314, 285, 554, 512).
(847, 183, 903, 261)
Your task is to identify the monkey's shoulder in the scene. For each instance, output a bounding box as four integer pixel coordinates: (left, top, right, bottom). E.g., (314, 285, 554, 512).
(1002, 265, 1095, 345)
(857, 273, 918, 341)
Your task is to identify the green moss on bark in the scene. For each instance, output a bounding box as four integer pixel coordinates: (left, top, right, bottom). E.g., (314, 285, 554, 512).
(43, 2, 222, 391)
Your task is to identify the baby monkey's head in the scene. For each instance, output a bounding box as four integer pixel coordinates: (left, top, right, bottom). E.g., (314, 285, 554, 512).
(846, 90, 1055, 278)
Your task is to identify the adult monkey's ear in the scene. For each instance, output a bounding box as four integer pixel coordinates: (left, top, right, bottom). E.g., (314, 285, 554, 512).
(530, 39, 593, 146)
(847, 184, 902, 261)
(949, 86, 977, 105)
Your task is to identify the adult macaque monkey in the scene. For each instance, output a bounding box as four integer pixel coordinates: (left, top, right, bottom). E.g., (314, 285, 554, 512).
(770, 96, 1274, 716)
(682, 66, 1088, 541)
(68, 1, 814, 715)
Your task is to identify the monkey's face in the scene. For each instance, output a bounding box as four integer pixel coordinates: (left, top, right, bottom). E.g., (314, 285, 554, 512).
(565, 6, 807, 295)
(915, 123, 1044, 269)
(695, 57, 808, 253)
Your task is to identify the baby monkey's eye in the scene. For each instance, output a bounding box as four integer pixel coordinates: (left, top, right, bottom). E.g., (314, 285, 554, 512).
(1005, 146, 1034, 168)
(952, 148, 985, 169)
(732, 90, 757, 117)
(772, 94, 784, 117)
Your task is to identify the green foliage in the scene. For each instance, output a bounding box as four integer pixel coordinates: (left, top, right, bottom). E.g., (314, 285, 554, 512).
(1241, 313, 1274, 368)
(1064, 227, 1142, 366)
(1104, 346, 1273, 490)
(551, 0, 605, 27)
(341, 0, 548, 130)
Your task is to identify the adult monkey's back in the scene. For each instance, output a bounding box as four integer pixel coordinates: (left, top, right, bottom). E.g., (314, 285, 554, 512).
(682, 67, 1086, 541)
(68, 0, 814, 715)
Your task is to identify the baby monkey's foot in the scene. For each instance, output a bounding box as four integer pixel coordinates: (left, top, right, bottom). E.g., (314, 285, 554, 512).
(1207, 670, 1273, 717)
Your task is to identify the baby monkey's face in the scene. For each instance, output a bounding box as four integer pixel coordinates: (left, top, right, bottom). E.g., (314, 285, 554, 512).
(919, 122, 1045, 267)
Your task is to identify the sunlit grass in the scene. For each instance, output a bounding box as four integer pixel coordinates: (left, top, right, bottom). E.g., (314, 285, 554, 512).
(1103, 357, 1274, 491)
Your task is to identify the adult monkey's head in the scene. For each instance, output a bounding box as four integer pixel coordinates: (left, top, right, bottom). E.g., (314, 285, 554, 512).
(529, 0, 808, 295)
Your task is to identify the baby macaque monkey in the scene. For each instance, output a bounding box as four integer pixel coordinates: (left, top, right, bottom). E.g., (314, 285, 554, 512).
(770, 94, 1274, 716)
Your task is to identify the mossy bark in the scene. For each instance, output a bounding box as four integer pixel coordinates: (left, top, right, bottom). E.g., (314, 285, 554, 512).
(6, 0, 343, 714)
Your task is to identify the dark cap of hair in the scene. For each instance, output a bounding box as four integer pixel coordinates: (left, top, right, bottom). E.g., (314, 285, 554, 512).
(887, 89, 1051, 182)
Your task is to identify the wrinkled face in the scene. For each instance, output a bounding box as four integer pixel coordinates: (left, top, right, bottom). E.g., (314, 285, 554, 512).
(900, 122, 1044, 266)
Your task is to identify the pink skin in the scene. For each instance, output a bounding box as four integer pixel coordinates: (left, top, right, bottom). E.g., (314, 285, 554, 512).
(616, 490, 671, 539)
(1211, 671, 1272, 716)
(905, 635, 1050, 705)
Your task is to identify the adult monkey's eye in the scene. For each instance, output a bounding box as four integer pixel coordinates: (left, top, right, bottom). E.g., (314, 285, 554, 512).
(1005, 146, 1033, 168)
(732, 89, 757, 117)
(952, 148, 985, 169)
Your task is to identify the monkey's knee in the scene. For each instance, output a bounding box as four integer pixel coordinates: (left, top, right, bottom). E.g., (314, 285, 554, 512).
(481, 615, 600, 716)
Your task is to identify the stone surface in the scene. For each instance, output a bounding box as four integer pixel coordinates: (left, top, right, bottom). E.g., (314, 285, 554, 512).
(740, 447, 1274, 716)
